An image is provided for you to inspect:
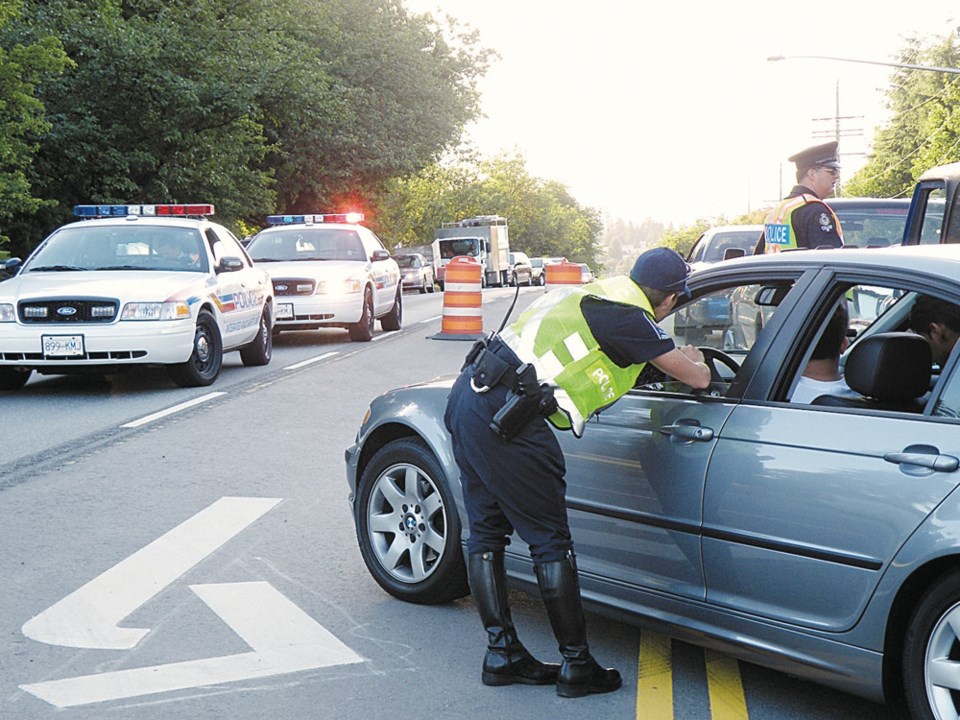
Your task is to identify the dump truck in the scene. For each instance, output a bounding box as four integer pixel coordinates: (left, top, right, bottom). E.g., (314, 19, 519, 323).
(432, 215, 510, 289)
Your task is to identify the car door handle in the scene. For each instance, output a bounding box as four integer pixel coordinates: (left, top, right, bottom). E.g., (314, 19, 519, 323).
(883, 452, 959, 472)
(658, 423, 714, 442)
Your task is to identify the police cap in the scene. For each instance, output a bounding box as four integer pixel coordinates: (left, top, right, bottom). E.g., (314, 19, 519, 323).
(788, 141, 840, 172)
(630, 247, 691, 298)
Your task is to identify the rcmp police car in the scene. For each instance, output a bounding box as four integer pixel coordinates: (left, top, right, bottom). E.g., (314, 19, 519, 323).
(245, 213, 402, 341)
(0, 204, 274, 390)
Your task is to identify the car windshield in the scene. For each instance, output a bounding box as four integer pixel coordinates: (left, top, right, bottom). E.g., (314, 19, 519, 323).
(831, 205, 909, 248)
(438, 238, 479, 259)
(394, 255, 420, 268)
(247, 228, 365, 262)
(25, 225, 207, 273)
(701, 231, 760, 263)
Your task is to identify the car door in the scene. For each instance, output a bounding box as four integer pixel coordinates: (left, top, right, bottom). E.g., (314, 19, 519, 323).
(555, 277, 793, 603)
(702, 271, 960, 632)
(207, 227, 263, 347)
(360, 228, 398, 314)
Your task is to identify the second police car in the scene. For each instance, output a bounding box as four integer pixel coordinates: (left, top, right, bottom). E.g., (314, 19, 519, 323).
(244, 213, 402, 341)
(0, 204, 274, 390)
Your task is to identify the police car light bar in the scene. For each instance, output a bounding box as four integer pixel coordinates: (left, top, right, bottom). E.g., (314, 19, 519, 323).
(265, 212, 365, 226)
(73, 204, 215, 218)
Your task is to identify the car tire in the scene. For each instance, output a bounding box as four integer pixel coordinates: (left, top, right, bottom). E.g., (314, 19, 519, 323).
(0, 367, 31, 390)
(348, 288, 375, 342)
(419, 278, 427, 294)
(169, 309, 223, 387)
(538, 274, 545, 286)
(427, 278, 435, 293)
(239, 306, 273, 366)
(380, 288, 402, 332)
(903, 571, 960, 720)
(355, 436, 469, 604)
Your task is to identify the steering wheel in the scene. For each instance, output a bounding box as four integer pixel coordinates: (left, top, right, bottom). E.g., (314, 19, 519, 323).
(700, 347, 741, 383)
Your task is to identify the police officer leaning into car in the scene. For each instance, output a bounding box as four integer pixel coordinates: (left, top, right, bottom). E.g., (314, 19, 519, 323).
(755, 140, 845, 254)
(444, 247, 710, 698)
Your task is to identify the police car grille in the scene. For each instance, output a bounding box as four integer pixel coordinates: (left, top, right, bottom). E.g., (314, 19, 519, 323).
(272, 279, 315, 296)
(18, 299, 119, 323)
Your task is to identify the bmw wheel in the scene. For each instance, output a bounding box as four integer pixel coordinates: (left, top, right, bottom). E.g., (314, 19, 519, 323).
(355, 437, 469, 604)
(169, 309, 223, 387)
(904, 571, 960, 720)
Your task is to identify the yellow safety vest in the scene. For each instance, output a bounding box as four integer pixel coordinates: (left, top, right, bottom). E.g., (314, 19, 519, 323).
(764, 194, 843, 253)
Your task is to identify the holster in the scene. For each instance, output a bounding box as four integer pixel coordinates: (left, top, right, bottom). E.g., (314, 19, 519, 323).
(489, 364, 558, 443)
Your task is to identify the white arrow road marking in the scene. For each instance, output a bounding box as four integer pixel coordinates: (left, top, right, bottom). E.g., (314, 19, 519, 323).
(22, 496, 282, 650)
(20, 581, 364, 708)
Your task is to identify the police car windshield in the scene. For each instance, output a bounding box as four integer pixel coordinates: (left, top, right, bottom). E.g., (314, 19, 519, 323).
(247, 228, 365, 262)
(26, 226, 207, 273)
(703, 231, 761, 263)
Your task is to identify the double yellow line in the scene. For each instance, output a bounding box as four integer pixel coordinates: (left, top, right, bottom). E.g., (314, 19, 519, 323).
(637, 631, 748, 719)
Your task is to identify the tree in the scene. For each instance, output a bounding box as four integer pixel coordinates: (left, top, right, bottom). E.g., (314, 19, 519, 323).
(845, 33, 960, 198)
(0, 0, 68, 251)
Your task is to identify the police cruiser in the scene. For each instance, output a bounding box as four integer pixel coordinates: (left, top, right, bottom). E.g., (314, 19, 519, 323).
(0, 204, 274, 390)
(245, 212, 401, 341)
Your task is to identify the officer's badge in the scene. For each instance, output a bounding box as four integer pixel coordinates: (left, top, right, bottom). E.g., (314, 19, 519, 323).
(818, 212, 834, 232)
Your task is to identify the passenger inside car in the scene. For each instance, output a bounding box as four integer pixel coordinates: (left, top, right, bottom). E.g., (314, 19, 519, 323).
(789, 301, 859, 404)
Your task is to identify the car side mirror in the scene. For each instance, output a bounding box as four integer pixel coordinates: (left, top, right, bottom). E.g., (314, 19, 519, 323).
(216, 256, 245, 273)
(723, 248, 746, 260)
(1, 257, 22, 278)
(371, 249, 390, 262)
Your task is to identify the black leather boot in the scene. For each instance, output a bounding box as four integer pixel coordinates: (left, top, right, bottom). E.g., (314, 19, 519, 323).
(535, 552, 622, 698)
(468, 551, 559, 686)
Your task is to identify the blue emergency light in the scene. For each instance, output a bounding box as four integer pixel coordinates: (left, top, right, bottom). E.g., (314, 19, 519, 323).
(265, 212, 364, 226)
(73, 204, 215, 218)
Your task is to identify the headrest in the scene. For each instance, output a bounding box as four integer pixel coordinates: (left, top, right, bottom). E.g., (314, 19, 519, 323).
(844, 332, 931, 401)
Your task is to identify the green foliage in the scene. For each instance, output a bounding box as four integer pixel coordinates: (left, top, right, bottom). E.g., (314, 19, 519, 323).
(0, 0, 69, 249)
(376, 151, 605, 270)
(845, 33, 960, 198)
(660, 219, 712, 256)
(1, 0, 493, 255)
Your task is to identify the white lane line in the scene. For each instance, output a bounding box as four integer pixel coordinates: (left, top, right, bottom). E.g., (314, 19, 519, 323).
(21, 497, 282, 650)
(120, 392, 226, 429)
(284, 351, 338, 370)
(418, 315, 442, 324)
(21, 581, 363, 708)
(371, 333, 388, 341)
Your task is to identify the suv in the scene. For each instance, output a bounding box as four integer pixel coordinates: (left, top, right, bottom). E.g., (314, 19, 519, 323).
(245, 213, 401, 342)
(507, 251, 533, 286)
(0, 204, 274, 390)
(825, 197, 911, 248)
(393, 253, 435, 294)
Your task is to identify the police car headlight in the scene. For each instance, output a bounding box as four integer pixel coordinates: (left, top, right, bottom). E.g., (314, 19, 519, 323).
(316, 278, 362, 295)
(0, 303, 14, 322)
(121, 301, 191, 321)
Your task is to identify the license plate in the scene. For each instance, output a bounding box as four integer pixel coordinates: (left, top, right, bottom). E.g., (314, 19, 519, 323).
(42, 334, 85, 358)
(276, 303, 294, 320)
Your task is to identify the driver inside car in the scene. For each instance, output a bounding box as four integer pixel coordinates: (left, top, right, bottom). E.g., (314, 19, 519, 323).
(789, 300, 860, 404)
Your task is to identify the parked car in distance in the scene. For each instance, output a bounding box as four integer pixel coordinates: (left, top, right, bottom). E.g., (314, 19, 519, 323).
(530, 256, 565, 286)
(346, 243, 960, 720)
(686, 225, 763, 270)
(507, 251, 534, 286)
(580, 264, 595, 284)
(393, 253, 435, 294)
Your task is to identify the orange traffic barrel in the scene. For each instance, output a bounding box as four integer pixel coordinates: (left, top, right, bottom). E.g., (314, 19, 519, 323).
(429, 255, 484, 341)
(544, 259, 581, 289)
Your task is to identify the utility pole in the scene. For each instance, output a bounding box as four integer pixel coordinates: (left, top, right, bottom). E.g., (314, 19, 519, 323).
(810, 80, 864, 158)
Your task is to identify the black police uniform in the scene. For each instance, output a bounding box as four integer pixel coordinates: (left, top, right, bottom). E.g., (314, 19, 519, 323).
(443, 295, 669, 697)
(754, 184, 844, 254)
(444, 301, 670, 561)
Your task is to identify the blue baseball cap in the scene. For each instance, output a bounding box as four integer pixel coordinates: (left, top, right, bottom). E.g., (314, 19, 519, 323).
(629, 247, 691, 298)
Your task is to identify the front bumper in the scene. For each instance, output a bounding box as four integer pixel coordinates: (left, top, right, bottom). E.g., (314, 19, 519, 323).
(273, 292, 364, 327)
(0, 319, 196, 367)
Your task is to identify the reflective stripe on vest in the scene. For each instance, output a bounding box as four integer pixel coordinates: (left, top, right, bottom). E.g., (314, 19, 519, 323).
(499, 275, 655, 437)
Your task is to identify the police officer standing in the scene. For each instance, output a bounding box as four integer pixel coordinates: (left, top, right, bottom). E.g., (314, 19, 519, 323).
(755, 140, 845, 254)
(444, 247, 710, 698)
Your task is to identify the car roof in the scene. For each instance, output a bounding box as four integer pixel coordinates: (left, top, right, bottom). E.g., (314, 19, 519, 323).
(59, 215, 211, 231)
(702, 224, 764, 234)
(693, 242, 960, 279)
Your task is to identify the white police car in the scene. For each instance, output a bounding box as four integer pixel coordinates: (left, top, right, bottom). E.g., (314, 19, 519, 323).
(245, 213, 402, 341)
(0, 204, 274, 390)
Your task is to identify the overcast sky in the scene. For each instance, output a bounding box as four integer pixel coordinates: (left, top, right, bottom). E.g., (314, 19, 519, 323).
(402, 0, 958, 226)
